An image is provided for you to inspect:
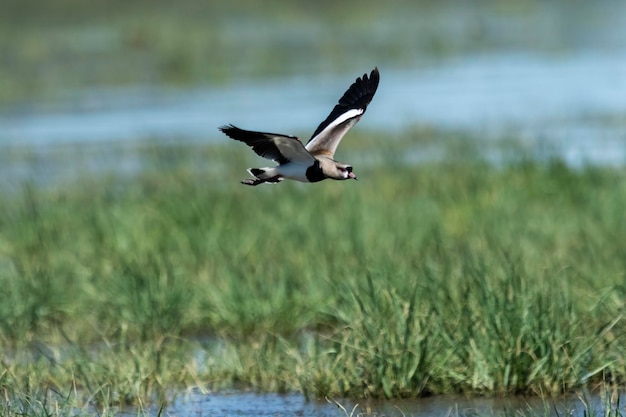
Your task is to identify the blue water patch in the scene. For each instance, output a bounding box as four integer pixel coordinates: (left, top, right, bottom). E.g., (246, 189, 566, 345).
(1, 51, 625, 168)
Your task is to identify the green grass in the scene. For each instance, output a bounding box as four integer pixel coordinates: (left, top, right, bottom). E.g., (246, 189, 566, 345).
(0, 132, 625, 416)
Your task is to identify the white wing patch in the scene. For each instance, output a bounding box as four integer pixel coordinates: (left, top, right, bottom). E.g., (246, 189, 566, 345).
(305, 108, 364, 152)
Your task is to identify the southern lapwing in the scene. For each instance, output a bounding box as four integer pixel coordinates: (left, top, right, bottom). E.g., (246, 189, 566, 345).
(219, 67, 380, 186)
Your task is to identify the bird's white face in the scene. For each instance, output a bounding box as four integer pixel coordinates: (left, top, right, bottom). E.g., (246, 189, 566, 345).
(338, 165, 357, 180)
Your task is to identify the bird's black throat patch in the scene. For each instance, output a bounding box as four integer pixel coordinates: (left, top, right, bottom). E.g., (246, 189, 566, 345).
(306, 160, 325, 183)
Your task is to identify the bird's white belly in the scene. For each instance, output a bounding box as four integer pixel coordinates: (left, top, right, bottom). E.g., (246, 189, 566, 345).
(277, 162, 313, 182)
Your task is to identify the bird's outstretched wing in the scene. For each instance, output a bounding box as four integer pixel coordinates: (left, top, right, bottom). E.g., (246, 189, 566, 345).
(305, 68, 379, 158)
(219, 124, 315, 164)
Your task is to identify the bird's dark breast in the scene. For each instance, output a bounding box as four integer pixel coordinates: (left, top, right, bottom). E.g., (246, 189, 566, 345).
(306, 160, 326, 183)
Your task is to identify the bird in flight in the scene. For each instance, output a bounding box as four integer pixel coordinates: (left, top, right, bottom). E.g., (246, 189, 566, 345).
(219, 68, 380, 186)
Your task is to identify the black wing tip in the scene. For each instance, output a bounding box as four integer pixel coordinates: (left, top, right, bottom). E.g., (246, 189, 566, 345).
(368, 67, 380, 86)
(307, 67, 380, 140)
(338, 67, 380, 109)
(218, 123, 237, 133)
(219, 124, 251, 141)
(359, 66, 380, 96)
(355, 67, 380, 90)
(363, 67, 379, 81)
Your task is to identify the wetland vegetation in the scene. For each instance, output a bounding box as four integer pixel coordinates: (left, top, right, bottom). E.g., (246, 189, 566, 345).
(1, 132, 625, 415)
(2, 0, 626, 415)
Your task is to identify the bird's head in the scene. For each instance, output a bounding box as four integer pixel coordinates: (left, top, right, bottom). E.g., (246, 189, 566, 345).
(337, 164, 357, 181)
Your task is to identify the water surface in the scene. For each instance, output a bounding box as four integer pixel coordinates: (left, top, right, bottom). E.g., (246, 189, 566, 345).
(2, 51, 625, 147)
(128, 390, 624, 417)
(1, 51, 625, 189)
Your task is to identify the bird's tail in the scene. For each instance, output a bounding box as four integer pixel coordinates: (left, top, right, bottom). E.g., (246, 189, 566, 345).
(241, 168, 282, 186)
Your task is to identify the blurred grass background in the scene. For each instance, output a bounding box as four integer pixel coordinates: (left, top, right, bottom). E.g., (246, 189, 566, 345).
(1, 132, 625, 413)
(2, 0, 624, 106)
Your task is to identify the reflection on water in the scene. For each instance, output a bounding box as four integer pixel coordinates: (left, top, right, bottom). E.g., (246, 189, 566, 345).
(129, 390, 624, 417)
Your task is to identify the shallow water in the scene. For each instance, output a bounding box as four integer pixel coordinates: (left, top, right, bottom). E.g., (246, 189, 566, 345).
(2, 0, 626, 190)
(126, 390, 624, 417)
(1, 50, 625, 189)
(2, 51, 625, 148)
